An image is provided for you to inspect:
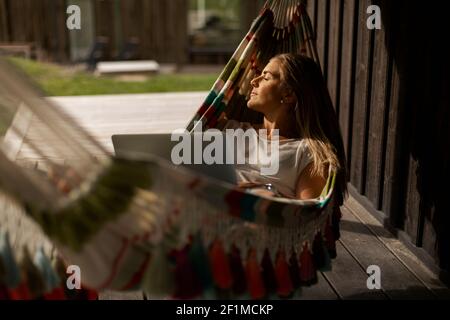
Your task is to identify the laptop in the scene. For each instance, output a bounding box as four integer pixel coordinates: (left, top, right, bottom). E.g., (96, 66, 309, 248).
(111, 132, 238, 185)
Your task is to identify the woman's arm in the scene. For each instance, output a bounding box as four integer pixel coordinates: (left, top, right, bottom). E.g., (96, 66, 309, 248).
(295, 162, 327, 200)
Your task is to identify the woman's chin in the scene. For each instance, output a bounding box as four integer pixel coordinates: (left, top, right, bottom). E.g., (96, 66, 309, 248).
(247, 101, 258, 110)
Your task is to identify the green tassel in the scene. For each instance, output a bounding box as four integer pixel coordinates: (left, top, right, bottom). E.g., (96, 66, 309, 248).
(188, 235, 213, 291)
(141, 228, 180, 298)
(319, 245, 332, 272)
(141, 246, 174, 298)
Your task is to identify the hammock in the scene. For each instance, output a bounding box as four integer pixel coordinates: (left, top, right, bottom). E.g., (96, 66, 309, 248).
(0, 0, 342, 300)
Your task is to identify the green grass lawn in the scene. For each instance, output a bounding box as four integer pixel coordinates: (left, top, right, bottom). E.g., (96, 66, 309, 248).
(7, 57, 218, 97)
(1, 57, 218, 134)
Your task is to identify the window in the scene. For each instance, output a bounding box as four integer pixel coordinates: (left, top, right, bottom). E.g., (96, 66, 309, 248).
(188, 0, 242, 63)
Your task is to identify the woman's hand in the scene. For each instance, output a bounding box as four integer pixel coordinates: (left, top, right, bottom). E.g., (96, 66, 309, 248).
(237, 182, 278, 197)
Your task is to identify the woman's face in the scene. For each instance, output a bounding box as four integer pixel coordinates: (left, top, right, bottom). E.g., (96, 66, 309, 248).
(247, 59, 286, 114)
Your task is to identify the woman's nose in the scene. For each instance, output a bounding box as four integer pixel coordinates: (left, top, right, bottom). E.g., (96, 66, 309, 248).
(250, 75, 260, 87)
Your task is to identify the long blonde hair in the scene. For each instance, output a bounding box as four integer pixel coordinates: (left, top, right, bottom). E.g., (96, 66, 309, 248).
(274, 53, 348, 202)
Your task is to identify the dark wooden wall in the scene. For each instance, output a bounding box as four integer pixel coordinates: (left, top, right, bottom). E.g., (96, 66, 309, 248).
(307, 0, 450, 279)
(0, 0, 189, 64)
(0, 0, 69, 61)
(1, 0, 448, 279)
(0, 0, 264, 65)
(93, 0, 188, 64)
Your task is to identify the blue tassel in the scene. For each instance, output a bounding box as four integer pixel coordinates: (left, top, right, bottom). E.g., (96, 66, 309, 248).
(319, 244, 332, 272)
(0, 231, 20, 288)
(34, 247, 60, 293)
(141, 246, 174, 298)
(188, 234, 213, 291)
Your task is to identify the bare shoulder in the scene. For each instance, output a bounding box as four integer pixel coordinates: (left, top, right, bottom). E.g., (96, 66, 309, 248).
(296, 162, 328, 200)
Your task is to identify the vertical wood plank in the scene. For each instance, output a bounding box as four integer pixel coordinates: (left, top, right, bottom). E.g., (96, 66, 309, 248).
(315, 0, 329, 79)
(401, 1, 435, 247)
(143, 0, 153, 60)
(0, 0, 10, 41)
(8, 0, 19, 41)
(175, 0, 189, 65)
(55, 0, 69, 62)
(404, 156, 421, 244)
(326, 0, 343, 112)
(306, 0, 317, 34)
(338, 0, 358, 172)
(365, 0, 392, 210)
(241, 0, 260, 32)
(382, 60, 407, 227)
(429, 54, 450, 270)
(350, 0, 374, 194)
(381, 0, 411, 229)
(94, 0, 115, 59)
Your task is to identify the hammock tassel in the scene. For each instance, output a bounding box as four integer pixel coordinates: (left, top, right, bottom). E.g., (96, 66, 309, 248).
(229, 245, 247, 295)
(275, 249, 294, 298)
(188, 234, 213, 291)
(172, 245, 203, 299)
(141, 246, 174, 299)
(261, 248, 277, 295)
(208, 239, 233, 290)
(324, 217, 337, 259)
(312, 233, 326, 270)
(288, 250, 301, 289)
(299, 242, 317, 286)
(245, 248, 266, 299)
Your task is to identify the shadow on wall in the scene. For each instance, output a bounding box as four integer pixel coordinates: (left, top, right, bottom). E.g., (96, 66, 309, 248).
(377, 0, 450, 283)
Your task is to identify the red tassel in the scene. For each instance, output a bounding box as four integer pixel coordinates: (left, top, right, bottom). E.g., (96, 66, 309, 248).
(224, 191, 244, 218)
(69, 287, 98, 300)
(245, 249, 266, 299)
(312, 233, 325, 269)
(288, 251, 301, 289)
(261, 249, 277, 294)
(173, 246, 203, 299)
(229, 246, 247, 295)
(332, 205, 342, 240)
(275, 250, 294, 298)
(43, 287, 66, 300)
(0, 284, 10, 300)
(299, 243, 317, 286)
(208, 240, 233, 290)
(8, 282, 31, 300)
(84, 288, 99, 300)
(324, 218, 337, 258)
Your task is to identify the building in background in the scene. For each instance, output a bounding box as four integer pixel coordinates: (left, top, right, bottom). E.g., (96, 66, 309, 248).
(0, 0, 264, 65)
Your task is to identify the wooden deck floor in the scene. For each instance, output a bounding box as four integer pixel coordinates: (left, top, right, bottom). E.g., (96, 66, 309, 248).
(2, 92, 449, 300)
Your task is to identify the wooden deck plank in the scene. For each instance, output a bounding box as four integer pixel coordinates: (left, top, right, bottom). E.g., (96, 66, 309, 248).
(3, 92, 448, 300)
(340, 205, 436, 299)
(99, 290, 145, 300)
(345, 196, 450, 299)
(297, 272, 338, 300)
(13, 93, 204, 160)
(322, 241, 387, 299)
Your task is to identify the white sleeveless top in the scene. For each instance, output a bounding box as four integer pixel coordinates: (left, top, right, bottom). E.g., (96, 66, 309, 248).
(223, 120, 314, 198)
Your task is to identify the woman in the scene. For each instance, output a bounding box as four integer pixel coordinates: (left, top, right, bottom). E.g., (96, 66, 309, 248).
(221, 53, 347, 203)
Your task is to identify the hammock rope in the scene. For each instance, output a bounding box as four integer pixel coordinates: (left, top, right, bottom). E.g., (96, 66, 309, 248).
(0, 0, 342, 300)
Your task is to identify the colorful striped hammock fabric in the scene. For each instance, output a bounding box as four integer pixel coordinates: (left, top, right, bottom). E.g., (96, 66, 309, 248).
(0, 0, 342, 300)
